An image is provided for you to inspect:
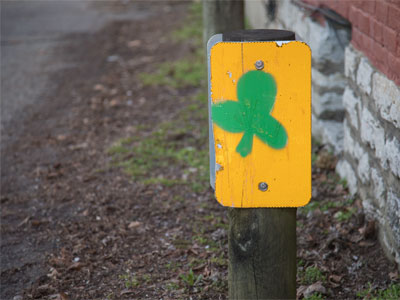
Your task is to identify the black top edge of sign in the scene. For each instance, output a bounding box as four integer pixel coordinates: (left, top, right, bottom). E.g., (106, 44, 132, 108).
(223, 29, 296, 42)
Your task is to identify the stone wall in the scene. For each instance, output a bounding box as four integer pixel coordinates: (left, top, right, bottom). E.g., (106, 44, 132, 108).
(244, 0, 400, 266)
(337, 45, 400, 264)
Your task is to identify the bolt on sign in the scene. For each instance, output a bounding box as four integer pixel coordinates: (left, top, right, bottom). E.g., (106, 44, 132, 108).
(207, 32, 311, 208)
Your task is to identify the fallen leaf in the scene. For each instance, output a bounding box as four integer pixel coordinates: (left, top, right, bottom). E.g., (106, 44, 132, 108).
(55, 292, 69, 300)
(328, 274, 342, 287)
(67, 262, 84, 271)
(56, 134, 67, 141)
(93, 84, 105, 91)
(120, 289, 135, 295)
(389, 271, 398, 281)
(359, 220, 376, 239)
(31, 219, 43, 227)
(128, 221, 141, 229)
(110, 99, 119, 107)
(17, 216, 30, 227)
(304, 281, 326, 298)
(127, 40, 142, 47)
(359, 240, 375, 247)
(192, 262, 207, 271)
(297, 285, 307, 298)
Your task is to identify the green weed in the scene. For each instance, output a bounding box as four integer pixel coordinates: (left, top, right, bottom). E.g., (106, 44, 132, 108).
(304, 293, 324, 300)
(188, 258, 206, 268)
(357, 283, 400, 299)
(108, 0, 209, 193)
(139, 58, 206, 89)
(140, 1, 205, 89)
(173, 238, 192, 249)
(180, 268, 202, 287)
(299, 266, 326, 285)
(142, 177, 183, 187)
(171, 1, 202, 46)
(108, 102, 209, 191)
(334, 207, 357, 222)
(210, 255, 227, 267)
(119, 273, 140, 289)
(165, 281, 180, 291)
(193, 235, 208, 245)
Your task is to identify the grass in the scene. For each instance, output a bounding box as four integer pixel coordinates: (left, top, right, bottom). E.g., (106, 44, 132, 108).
(299, 266, 326, 285)
(304, 293, 324, 300)
(210, 255, 227, 267)
(139, 1, 205, 89)
(119, 273, 140, 288)
(180, 268, 203, 287)
(357, 283, 400, 299)
(110, 1, 209, 193)
(108, 93, 209, 191)
(171, 1, 202, 47)
(334, 207, 357, 222)
(138, 56, 206, 89)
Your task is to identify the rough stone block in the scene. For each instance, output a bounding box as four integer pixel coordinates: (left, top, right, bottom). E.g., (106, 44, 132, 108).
(372, 72, 400, 129)
(345, 45, 360, 81)
(356, 57, 374, 95)
(357, 152, 370, 184)
(360, 107, 386, 166)
(308, 21, 348, 72)
(385, 137, 400, 178)
(312, 69, 346, 92)
(371, 167, 386, 202)
(336, 159, 357, 195)
(312, 90, 344, 120)
(387, 189, 400, 258)
(343, 87, 361, 130)
(312, 115, 344, 154)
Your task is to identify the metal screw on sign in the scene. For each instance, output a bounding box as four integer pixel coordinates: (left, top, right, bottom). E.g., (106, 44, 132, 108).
(258, 182, 268, 191)
(255, 60, 264, 70)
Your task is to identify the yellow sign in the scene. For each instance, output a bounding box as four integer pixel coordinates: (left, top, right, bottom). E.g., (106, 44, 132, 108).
(210, 41, 311, 207)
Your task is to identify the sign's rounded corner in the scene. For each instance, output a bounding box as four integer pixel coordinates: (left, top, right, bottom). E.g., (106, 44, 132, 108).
(297, 197, 312, 208)
(207, 34, 223, 54)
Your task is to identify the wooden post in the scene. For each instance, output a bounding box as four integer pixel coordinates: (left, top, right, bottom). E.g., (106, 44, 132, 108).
(202, 0, 244, 46)
(228, 208, 297, 299)
(224, 30, 297, 300)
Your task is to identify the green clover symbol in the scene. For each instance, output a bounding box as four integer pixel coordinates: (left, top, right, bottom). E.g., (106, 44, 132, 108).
(212, 70, 288, 158)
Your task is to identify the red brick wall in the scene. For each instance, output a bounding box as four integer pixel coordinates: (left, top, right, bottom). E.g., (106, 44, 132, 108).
(303, 0, 400, 85)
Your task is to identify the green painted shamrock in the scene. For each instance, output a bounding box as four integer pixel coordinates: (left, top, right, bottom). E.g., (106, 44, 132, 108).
(212, 70, 288, 158)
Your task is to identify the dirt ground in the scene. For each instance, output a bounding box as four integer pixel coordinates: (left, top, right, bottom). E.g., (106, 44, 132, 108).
(1, 1, 399, 300)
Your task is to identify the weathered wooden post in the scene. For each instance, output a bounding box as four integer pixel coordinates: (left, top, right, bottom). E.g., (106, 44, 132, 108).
(207, 30, 311, 299)
(202, 0, 244, 47)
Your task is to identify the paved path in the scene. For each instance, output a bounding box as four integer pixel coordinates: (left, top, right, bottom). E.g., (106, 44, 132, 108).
(1, 0, 150, 145)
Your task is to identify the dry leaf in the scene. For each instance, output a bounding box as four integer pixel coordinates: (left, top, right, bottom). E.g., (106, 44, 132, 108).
(17, 216, 30, 227)
(389, 271, 399, 281)
(56, 134, 67, 141)
(109, 99, 119, 107)
(304, 281, 326, 298)
(120, 289, 135, 295)
(329, 274, 343, 287)
(297, 285, 307, 298)
(128, 221, 141, 229)
(127, 40, 142, 47)
(67, 262, 84, 271)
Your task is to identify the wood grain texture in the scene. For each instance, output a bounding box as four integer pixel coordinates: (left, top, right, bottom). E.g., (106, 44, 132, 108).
(228, 208, 297, 299)
(202, 0, 244, 46)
